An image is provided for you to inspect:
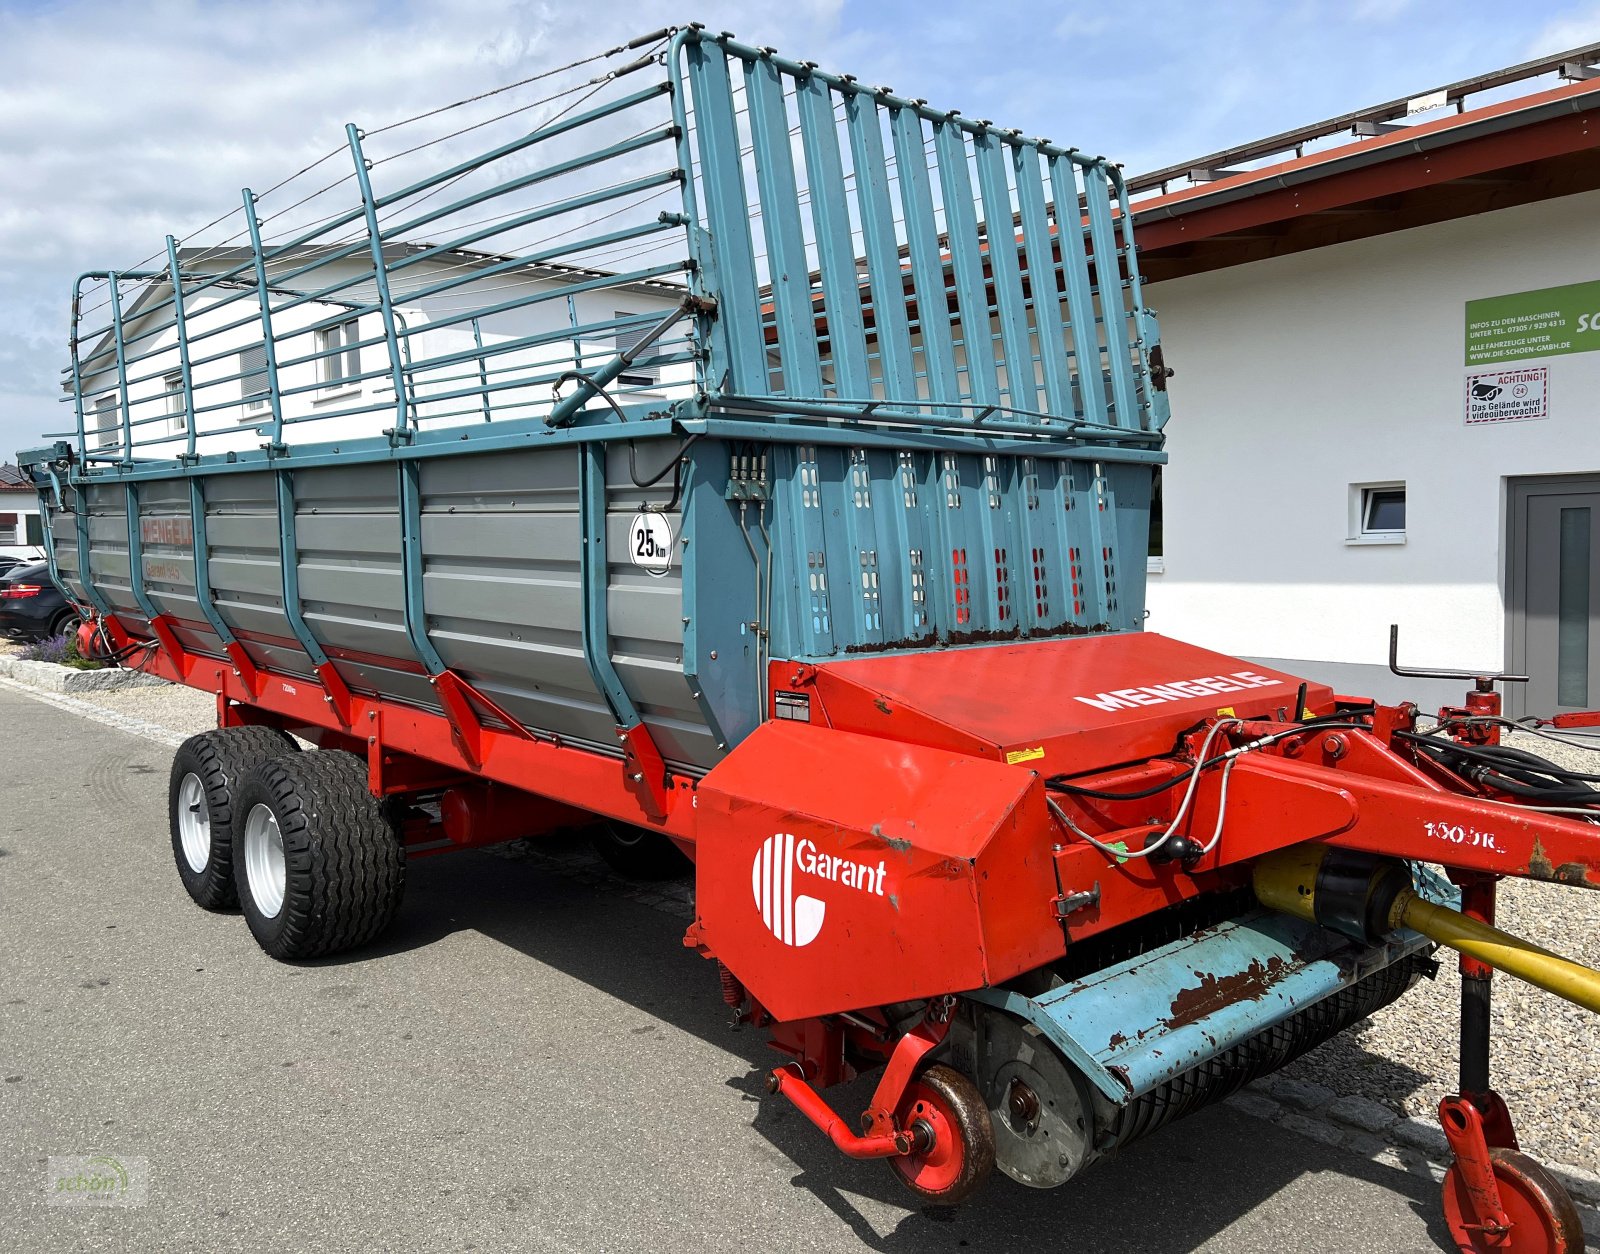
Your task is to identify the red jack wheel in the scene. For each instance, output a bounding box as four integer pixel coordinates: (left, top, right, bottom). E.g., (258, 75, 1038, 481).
(888, 1064, 995, 1207)
(1442, 1147, 1585, 1253)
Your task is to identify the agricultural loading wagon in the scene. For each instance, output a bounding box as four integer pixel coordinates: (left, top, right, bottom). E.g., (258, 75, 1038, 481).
(19, 25, 1600, 1248)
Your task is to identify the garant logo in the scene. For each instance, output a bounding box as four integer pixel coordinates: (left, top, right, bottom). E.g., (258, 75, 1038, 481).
(752, 832, 887, 948)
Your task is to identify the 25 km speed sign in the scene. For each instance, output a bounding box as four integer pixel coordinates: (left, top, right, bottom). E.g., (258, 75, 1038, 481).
(628, 510, 674, 577)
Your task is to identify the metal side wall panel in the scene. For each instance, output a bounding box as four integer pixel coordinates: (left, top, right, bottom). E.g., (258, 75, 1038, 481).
(418, 446, 613, 756)
(292, 462, 438, 709)
(201, 472, 315, 680)
(85, 483, 145, 631)
(50, 489, 87, 605)
(600, 441, 714, 768)
(135, 477, 222, 658)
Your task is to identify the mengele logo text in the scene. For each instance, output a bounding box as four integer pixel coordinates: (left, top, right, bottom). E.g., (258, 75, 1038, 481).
(752, 833, 886, 948)
(1074, 670, 1283, 713)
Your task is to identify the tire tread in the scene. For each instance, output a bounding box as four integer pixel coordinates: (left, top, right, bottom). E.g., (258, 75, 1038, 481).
(235, 750, 403, 959)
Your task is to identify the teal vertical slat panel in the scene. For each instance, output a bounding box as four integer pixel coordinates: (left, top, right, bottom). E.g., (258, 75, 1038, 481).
(1013, 148, 1073, 422)
(787, 441, 836, 656)
(1067, 460, 1111, 627)
(843, 91, 917, 399)
(796, 75, 870, 399)
(836, 447, 883, 649)
(973, 134, 1037, 414)
(1082, 162, 1139, 431)
(933, 121, 999, 407)
(1109, 166, 1168, 431)
(866, 448, 915, 643)
(1047, 155, 1108, 427)
(686, 42, 769, 396)
(744, 56, 823, 399)
(890, 105, 960, 409)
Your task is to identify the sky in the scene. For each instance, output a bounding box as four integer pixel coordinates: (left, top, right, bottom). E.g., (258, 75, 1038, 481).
(1, 0, 1597, 459)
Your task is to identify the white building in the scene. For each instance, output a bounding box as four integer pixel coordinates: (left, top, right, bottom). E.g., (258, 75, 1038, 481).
(1133, 49, 1600, 717)
(0, 463, 45, 560)
(71, 246, 690, 460)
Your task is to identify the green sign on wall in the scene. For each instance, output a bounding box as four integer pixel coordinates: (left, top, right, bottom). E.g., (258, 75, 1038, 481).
(1465, 279, 1600, 366)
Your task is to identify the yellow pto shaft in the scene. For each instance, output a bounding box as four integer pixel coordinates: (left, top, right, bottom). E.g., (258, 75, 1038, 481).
(1252, 845, 1600, 1015)
(1386, 889, 1600, 1015)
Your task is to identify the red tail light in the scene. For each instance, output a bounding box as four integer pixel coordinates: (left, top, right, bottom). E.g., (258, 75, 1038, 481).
(1, 584, 42, 599)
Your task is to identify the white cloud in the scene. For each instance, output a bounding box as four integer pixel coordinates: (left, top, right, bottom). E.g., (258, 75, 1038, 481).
(1525, 1, 1600, 54)
(0, 0, 854, 453)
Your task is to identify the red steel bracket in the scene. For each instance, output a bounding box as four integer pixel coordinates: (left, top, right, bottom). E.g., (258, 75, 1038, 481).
(766, 1014, 951, 1159)
(314, 660, 355, 729)
(1440, 1094, 1513, 1240)
(431, 668, 535, 768)
(224, 640, 262, 697)
(146, 613, 189, 671)
(619, 722, 669, 819)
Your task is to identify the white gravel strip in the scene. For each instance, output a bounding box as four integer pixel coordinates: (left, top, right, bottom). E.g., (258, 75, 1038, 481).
(9, 671, 1599, 1190)
(69, 675, 216, 739)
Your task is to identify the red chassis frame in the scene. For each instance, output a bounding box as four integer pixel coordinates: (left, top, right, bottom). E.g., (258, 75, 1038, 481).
(90, 612, 1600, 1229)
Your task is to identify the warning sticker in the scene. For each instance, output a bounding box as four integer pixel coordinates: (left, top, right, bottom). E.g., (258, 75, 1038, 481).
(628, 510, 674, 576)
(1465, 368, 1548, 426)
(1005, 746, 1045, 766)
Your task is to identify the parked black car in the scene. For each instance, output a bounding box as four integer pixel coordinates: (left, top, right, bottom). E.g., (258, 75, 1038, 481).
(0, 561, 77, 640)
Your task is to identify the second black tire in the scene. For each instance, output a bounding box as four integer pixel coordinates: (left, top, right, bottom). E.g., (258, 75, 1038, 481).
(232, 749, 405, 960)
(590, 820, 692, 880)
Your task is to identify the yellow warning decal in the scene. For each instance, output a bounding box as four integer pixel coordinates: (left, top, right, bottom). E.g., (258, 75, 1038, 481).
(1216, 706, 1237, 717)
(1005, 746, 1046, 765)
(1303, 707, 1315, 720)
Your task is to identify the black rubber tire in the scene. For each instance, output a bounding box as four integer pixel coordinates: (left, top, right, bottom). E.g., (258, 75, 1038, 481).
(232, 750, 404, 960)
(889, 1064, 997, 1207)
(590, 820, 692, 880)
(47, 609, 79, 640)
(168, 726, 300, 910)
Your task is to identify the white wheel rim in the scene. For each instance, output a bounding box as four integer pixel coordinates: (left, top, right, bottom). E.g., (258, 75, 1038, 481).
(243, 803, 287, 919)
(177, 772, 211, 873)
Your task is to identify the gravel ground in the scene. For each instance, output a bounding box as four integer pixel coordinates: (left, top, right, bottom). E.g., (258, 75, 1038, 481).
(39, 677, 1600, 1174)
(71, 674, 215, 736)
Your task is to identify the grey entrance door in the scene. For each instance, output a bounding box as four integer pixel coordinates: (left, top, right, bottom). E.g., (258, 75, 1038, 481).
(1508, 475, 1600, 718)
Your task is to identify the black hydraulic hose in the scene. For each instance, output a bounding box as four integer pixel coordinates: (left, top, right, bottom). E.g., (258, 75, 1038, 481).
(627, 432, 703, 514)
(1047, 721, 1375, 801)
(1397, 731, 1600, 805)
(1397, 730, 1600, 785)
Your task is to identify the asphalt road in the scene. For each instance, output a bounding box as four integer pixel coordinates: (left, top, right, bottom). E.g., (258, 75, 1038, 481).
(0, 683, 1589, 1253)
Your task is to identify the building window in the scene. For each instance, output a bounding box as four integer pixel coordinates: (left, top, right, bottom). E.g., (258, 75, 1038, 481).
(1146, 467, 1164, 574)
(614, 311, 659, 386)
(1350, 482, 1406, 544)
(240, 344, 269, 415)
(317, 319, 361, 388)
(94, 394, 119, 448)
(165, 371, 187, 433)
(0, 512, 16, 545)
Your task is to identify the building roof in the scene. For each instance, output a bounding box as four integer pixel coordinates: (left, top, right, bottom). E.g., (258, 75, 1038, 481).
(0, 463, 33, 490)
(1128, 43, 1600, 282)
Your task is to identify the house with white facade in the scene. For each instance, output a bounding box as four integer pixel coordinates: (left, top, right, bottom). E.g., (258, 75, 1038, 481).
(1130, 46, 1600, 717)
(70, 245, 691, 460)
(0, 463, 46, 560)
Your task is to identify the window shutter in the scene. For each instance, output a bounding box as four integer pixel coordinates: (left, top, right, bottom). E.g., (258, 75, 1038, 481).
(613, 311, 659, 384)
